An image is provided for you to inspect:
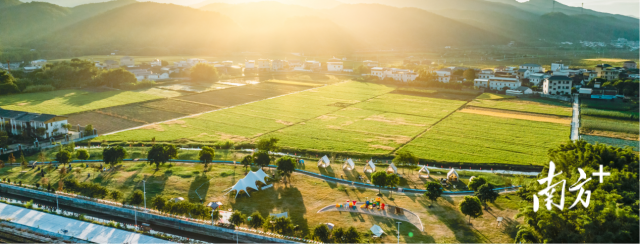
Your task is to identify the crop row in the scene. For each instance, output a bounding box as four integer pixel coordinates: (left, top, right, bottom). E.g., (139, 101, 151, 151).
(581, 116, 639, 134)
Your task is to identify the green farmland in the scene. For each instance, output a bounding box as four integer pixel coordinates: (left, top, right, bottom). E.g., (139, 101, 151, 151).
(468, 97, 572, 116)
(0, 89, 163, 115)
(400, 112, 570, 166)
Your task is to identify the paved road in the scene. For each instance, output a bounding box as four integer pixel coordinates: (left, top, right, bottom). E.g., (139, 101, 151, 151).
(571, 94, 580, 141)
(0, 202, 172, 244)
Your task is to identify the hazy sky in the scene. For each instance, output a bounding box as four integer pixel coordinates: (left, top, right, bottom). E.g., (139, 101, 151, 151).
(521, 0, 639, 17)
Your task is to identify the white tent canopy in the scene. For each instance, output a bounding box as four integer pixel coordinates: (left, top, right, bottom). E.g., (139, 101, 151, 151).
(364, 160, 376, 173)
(228, 178, 259, 198)
(254, 168, 269, 181)
(245, 171, 267, 185)
(342, 159, 355, 170)
(370, 225, 385, 237)
(318, 155, 331, 168)
(447, 168, 459, 181)
(386, 163, 398, 174)
(419, 165, 430, 178)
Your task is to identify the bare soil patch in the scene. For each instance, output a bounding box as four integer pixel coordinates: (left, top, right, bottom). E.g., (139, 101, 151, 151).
(460, 107, 571, 124)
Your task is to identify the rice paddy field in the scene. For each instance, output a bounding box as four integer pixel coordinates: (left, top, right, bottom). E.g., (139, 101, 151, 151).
(579, 99, 639, 142)
(400, 112, 570, 166)
(581, 116, 639, 135)
(0, 89, 162, 115)
(468, 97, 572, 116)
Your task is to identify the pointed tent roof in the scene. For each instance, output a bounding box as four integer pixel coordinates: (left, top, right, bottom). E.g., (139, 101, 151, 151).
(343, 158, 355, 170)
(419, 165, 429, 174)
(364, 160, 376, 173)
(318, 155, 330, 167)
(386, 163, 398, 174)
(245, 171, 267, 185)
(447, 168, 459, 178)
(254, 168, 269, 180)
(228, 178, 259, 198)
(370, 225, 385, 237)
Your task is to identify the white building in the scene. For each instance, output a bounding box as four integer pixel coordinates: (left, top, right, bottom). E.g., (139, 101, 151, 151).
(30, 59, 47, 69)
(519, 63, 544, 73)
(543, 76, 572, 95)
(595, 64, 620, 81)
(148, 73, 170, 80)
(222, 61, 234, 67)
(150, 59, 163, 67)
(257, 59, 271, 71)
(370, 67, 418, 82)
(0, 109, 68, 139)
(363, 60, 378, 67)
(271, 60, 286, 71)
(304, 61, 321, 71)
(327, 62, 343, 72)
(129, 69, 153, 81)
(245, 60, 255, 70)
(478, 69, 495, 79)
(435, 68, 452, 83)
(551, 63, 569, 72)
(516, 69, 531, 79)
(120, 56, 135, 67)
(529, 73, 549, 86)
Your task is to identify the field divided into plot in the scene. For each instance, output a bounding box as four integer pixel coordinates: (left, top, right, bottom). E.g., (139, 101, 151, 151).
(99, 82, 396, 143)
(0, 90, 162, 115)
(468, 97, 572, 116)
(401, 112, 570, 166)
(262, 93, 467, 154)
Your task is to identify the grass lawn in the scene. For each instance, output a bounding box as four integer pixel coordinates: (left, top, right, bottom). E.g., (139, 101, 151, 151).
(468, 97, 572, 117)
(0, 89, 163, 115)
(475, 93, 515, 100)
(580, 115, 639, 137)
(0, 162, 526, 243)
(401, 112, 570, 166)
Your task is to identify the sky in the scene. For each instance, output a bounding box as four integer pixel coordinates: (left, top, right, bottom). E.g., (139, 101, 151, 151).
(521, 0, 640, 17)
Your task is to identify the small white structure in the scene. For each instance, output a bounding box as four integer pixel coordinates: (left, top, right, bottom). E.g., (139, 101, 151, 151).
(271, 60, 286, 71)
(172, 197, 185, 203)
(120, 56, 135, 67)
(245, 171, 267, 185)
(386, 163, 398, 175)
(447, 168, 459, 182)
(150, 59, 162, 67)
(318, 155, 331, 168)
(543, 76, 572, 95)
(418, 165, 429, 178)
(342, 158, 355, 170)
(363, 60, 378, 67)
(326, 223, 335, 231)
(30, 59, 47, 69)
(370, 67, 418, 82)
(228, 178, 259, 198)
(519, 63, 544, 73)
(363, 160, 376, 173)
(245, 60, 256, 69)
(436, 68, 452, 83)
(529, 73, 549, 86)
(257, 59, 271, 71)
(370, 225, 385, 237)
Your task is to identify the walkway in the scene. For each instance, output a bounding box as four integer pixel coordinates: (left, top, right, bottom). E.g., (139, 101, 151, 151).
(0, 202, 172, 244)
(571, 94, 580, 141)
(317, 205, 424, 231)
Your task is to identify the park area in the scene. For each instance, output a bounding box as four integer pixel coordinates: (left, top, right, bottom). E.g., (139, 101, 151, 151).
(0, 160, 527, 243)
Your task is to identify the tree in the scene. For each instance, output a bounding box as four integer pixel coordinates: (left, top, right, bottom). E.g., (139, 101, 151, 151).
(424, 182, 443, 207)
(248, 211, 265, 229)
(7, 153, 15, 165)
(110, 190, 123, 202)
(130, 190, 144, 206)
(371, 171, 387, 195)
(276, 156, 296, 184)
(0, 131, 8, 149)
(313, 224, 331, 243)
(467, 176, 487, 191)
(253, 150, 270, 169)
(273, 217, 294, 235)
(0, 70, 20, 95)
(211, 209, 221, 223)
(165, 144, 179, 164)
(475, 183, 499, 209)
(147, 144, 169, 169)
(463, 69, 476, 81)
(198, 146, 215, 168)
(241, 155, 253, 170)
(84, 124, 94, 136)
(151, 195, 167, 211)
(256, 137, 279, 152)
(386, 173, 400, 198)
(343, 227, 361, 243)
(190, 63, 219, 82)
(354, 65, 371, 75)
(393, 151, 419, 168)
(55, 150, 72, 166)
(76, 149, 90, 160)
(103, 146, 127, 167)
(229, 210, 245, 226)
(95, 68, 137, 88)
(332, 227, 345, 243)
(459, 196, 483, 224)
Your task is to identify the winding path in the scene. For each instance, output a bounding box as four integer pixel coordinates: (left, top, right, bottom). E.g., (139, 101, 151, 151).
(317, 204, 424, 231)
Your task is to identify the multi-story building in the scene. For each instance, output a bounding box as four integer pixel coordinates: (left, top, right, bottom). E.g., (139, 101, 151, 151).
(550, 63, 569, 72)
(257, 59, 271, 71)
(519, 63, 544, 73)
(478, 69, 495, 79)
(245, 60, 256, 70)
(327, 62, 343, 72)
(529, 73, 549, 86)
(543, 76, 572, 95)
(595, 64, 620, 80)
(304, 61, 321, 71)
(623, 61, 637, 69)
(474, 77, 521, 90)
(435, 68, 452, 83)
(0, 109, 68, 139)
(271, 60, 286, 71)
(370, 68, 418, 82)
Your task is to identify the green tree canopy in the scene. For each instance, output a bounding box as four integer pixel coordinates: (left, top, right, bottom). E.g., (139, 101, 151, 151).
(253, 150, 270, 169)
(467, 176, 487, 191)
(75, 149, 90, 160)
(393, 151, 419, 167)
(475, 183, 499, 209)
(256, 137, 279, 152)
(229, 210, 245, 226)
(55, 150, 72, 166)
(313, 224, 331, 243)
(95, 68, 136, 88)
(371, 171, 387, 194)
(424, 181, 443, 206)
(130, 190, 144, 206)
(198, 146, 215, 168)
(190, 63, 219, 82)
(151, 195, 167, 211)
(147, 144, 178, 169)
(241, 155, 253, 169)
(110, 190, 123, 202)
(343, 227, 361, 243)
(103, 146, 127, 167)
(248, 211, 265, 229)
(463, 69, 476, 81)
(0, 70, 19, 95)
(276, 156, 296, 183)
(459, 196, 483, 223)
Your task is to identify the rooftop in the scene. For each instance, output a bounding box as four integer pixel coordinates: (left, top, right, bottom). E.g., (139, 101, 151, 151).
(520, 63, 541, 67)
(547, 75, 572, 81)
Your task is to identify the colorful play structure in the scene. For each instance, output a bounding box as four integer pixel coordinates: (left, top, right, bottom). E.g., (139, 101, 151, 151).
(318, 155, 331, 168)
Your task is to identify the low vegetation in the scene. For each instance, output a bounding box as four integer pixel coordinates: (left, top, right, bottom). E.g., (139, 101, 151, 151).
(468, 97, 572, 116)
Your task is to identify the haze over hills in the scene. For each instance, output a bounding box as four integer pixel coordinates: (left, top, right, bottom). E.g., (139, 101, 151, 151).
(1, 0, 637, 56)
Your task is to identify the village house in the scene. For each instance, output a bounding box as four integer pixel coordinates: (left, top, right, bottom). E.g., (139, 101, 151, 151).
(529, 73, 549, 86)
(363, 60, 378, 67)
(543, 76, 572, 95)
(516, 68, 531, 79)
(120, 56, 135, 67)
(304, 61, 321, 71)
(579, 87, 618, 100)
(257, 59, 271, 71)
(519, 63, 544, 73)
(271, 60, 286, 71)
(288, 59, 303, 69)
(474, 77, 521, 90)
(30, 59, 47, 69)
(478, 69, 495, 79)
(327, 62, 343, 72)
(435, 68, 452, 83)
(595, 64, 620, 80)
(150, 59, 163, 67)
(623, 61, 637, 69)
(128, 69, 153, 81)
(0, 109, 68, 139)
(550, 63, 569, 72)
(370, 67, 418, 82)
(245, 60, 256, 71)
(222, 61, 234, 67)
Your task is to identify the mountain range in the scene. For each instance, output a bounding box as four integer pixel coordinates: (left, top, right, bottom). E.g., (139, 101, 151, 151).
(0, 0, 637, 55)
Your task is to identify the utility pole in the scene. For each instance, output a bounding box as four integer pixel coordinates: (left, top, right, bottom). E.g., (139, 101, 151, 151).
(396, 222, 401, 244)
(142, 180, 146, 210)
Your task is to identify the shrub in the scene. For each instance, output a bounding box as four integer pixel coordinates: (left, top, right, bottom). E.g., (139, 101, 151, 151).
(22, 85, 55, 93)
